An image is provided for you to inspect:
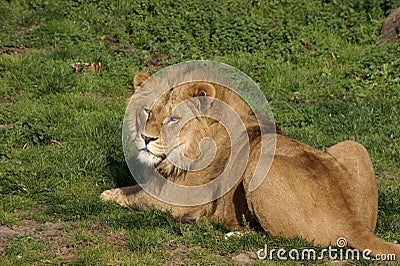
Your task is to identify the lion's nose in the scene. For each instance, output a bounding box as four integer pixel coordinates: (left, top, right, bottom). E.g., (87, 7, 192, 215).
(141, 133, 157, 145)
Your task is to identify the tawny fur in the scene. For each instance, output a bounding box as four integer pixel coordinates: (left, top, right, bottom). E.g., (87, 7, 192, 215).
(101, 72, 400, 258)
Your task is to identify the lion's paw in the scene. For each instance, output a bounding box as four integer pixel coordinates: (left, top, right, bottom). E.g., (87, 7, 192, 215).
(100, 188, 128, 207)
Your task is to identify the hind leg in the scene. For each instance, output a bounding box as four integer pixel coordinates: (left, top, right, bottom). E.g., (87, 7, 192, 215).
(326, 141, 378, 232)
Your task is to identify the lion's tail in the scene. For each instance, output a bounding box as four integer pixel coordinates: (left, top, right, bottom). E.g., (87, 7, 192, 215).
(346, 226, 400, 260)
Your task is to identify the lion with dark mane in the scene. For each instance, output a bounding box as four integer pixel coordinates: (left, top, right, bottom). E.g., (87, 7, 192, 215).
(102, 72, 400, 258)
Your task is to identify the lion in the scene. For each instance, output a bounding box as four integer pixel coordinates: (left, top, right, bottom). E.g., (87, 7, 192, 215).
(101, 72, 400, 258)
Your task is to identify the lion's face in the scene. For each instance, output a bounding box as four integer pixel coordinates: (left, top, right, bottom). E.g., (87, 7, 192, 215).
(129, 72, 270, 183)
(135, 81, 225, 178)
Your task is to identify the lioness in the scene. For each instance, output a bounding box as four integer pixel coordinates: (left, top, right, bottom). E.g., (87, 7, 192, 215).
(102, 72, 400, 258)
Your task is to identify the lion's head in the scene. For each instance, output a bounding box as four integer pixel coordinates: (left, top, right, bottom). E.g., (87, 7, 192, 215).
(128, 72, 274, 185)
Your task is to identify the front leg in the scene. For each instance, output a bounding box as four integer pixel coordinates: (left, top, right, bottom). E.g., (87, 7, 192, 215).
(100, 185, 165, 209)
(101, 185, 214, 223)
(100, 185, 140, 208)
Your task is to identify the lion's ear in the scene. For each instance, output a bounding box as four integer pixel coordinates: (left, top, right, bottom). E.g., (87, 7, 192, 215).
(133, 72, 150, 91)
(192, 83, 216, 98)
(191, 83, 216, 111)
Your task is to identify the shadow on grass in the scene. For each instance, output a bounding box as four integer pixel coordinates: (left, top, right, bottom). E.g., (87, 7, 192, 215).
(106, 155, 136, 188)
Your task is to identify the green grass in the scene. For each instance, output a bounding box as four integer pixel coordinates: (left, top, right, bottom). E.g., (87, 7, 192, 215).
(1, 0, 400, 264)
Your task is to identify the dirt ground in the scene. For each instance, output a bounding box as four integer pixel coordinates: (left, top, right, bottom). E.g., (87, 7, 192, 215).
(0, 219, 127, 263)
(0, 219, 257, 265)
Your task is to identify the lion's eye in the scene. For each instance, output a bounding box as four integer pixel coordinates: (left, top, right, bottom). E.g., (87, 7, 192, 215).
(170, 117, 180, 122)
(164, 116, 180, 124)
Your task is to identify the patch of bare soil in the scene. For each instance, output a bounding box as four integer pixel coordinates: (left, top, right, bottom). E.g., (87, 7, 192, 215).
(15, 20, 39, 36)
(163, 244, 200, 265)
(163, 244, 219, 265)
(378, 172, 400, 181)
(0, 219, 128, 263)
(0, 96, 14, 105)
(0, 219, 73, 261)
(2, 47, 29, 54)
(231, 252, 257, 264)
(163, 244, 256, 265)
